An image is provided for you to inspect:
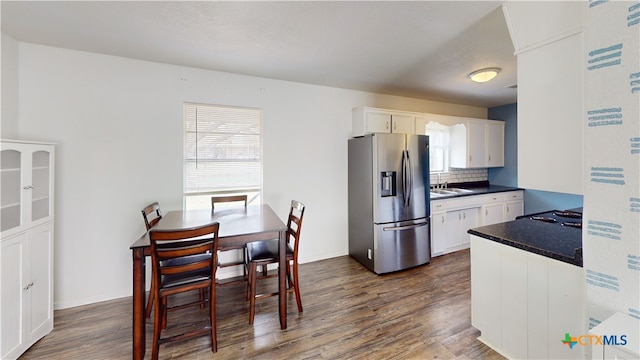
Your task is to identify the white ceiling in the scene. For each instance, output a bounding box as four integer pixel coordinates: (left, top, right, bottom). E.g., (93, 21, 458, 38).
(1, 1, 517, 108)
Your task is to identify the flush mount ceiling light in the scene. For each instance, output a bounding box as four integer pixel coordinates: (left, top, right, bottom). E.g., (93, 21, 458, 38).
(468, 67, 501, 83)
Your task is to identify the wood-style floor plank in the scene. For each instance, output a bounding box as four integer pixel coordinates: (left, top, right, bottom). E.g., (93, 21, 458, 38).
(21, 250, 504, 359)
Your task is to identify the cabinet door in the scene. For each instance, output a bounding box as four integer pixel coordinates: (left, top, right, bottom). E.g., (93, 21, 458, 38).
(482, 202, 504, 225)
(26, 223, 54, 343)
(460, 208, 480, 246)
(1, 146, 23, 234)
(467, 121, 486, 168)
(445, 210, 463, 250)
(1, 234, 27, 359)
(391, 113, 415, 134)
(430, 212, 447, 257)
(365, 111, 392, 133)
(486, 121, 504, 167)
(449, 121, 485, 168)
(505, 200, 524, 221)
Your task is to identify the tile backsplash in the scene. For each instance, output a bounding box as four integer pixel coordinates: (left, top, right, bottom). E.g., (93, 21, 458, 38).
(430, 168, 488, 186)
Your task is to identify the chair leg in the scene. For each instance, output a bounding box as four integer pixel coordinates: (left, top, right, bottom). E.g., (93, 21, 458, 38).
(152, 294, 163, 360)
(249, 262, 257, 325)
(145, 277, 156, 319)
(210, 281, 218, 352)
(292, 261, 303, 313)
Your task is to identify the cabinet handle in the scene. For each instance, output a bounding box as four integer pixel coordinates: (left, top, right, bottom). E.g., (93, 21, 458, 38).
(441, 216, 444, 223)
(23, 185, 34, 190)
(488, 155, 491, 161)
(469, 155, 472, 162)
(23, 282, 34, 291)
(393, 121, 397, 130)
(506, 205, 510, 213)
(485, 209, 488, 216)
(386, 121, 390, 130)
(463, 212, 466, 220)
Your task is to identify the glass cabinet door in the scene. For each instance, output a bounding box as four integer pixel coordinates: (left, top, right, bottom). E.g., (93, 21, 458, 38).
(31, 150, 51, 223)
(1, 149, 22, 232)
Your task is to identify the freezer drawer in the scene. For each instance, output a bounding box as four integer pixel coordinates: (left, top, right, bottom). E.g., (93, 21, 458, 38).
(373, 219, 430, 274)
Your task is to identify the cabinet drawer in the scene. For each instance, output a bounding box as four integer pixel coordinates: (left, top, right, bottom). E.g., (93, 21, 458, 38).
(503, 191, 524, 201)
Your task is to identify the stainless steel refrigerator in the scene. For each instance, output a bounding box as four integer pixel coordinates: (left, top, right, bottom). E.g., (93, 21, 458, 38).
(348, 133, 431, 274)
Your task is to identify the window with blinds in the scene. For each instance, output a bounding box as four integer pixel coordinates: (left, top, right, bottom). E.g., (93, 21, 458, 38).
(183, 103, 262, 209)
(426, 124, 449, 172)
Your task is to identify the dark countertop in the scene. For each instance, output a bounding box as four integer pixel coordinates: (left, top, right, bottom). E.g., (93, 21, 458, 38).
(430, 181, 523, 200)
(468, 218, 583, 267)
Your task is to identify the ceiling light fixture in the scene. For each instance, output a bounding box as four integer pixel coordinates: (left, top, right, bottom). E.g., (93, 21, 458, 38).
(468, 67, 501, 83)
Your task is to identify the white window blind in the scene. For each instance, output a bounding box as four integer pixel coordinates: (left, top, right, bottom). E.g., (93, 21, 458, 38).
(426, 124, 449, 172)
(184, 103, 262, 195)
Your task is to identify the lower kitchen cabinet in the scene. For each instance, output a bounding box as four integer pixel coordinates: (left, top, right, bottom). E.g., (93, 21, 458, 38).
(470, 235, 584, 359)
(431, 207, 479, 257)
(1, 222, 54, 359)
(431, 190, 524, 257)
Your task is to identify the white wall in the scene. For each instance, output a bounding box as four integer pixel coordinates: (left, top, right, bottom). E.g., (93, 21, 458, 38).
(1, 32, 19, 138)
(583, 2, 640, 328)
(15, 42, 487, 309)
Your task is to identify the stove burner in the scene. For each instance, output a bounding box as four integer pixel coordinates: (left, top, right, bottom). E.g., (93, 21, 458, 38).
(562, 222, 582, 228)
(531, 216, 557, 223)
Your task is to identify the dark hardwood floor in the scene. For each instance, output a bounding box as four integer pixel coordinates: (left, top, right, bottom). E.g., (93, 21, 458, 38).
(21, 249, 503, 359)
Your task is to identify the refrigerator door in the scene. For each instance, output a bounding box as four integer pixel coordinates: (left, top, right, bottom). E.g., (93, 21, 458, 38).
(373, 218, 430, 274)
(373, 134, 429, 224)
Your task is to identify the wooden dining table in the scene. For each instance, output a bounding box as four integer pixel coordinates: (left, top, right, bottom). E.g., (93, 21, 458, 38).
(129, 204, 288, 360)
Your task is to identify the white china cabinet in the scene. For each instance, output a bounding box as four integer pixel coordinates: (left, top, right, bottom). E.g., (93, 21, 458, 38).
(1, 140, 55, 359)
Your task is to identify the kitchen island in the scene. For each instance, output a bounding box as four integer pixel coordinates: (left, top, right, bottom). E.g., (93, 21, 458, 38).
(468, 211, 585, 360)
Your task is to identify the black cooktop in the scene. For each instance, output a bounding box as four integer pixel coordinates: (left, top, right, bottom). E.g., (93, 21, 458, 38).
(516, 208, 583, 229)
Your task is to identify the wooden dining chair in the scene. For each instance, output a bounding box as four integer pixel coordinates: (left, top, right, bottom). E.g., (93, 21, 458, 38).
(149, 222, 220, 360)
(246, 200, 305, 325)
(211, 195, 248, 284)
(141, 202, 209, 318)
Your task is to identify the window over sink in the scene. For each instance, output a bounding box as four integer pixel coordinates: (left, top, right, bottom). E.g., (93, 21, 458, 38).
(425, 122, 450, 173)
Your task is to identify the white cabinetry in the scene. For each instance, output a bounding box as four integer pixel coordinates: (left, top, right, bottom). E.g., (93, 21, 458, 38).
(1, 140, 55, 359)
(480, 191, 524, 225)
(471, 235, 584, 360)
(504, 191, 524, 221)
(431, 190, 524, 257)
(450, 120, 504, 168)
(352, 107, 416, 136)
(430, 195, 482, 257)
(481, 194, 505, 226)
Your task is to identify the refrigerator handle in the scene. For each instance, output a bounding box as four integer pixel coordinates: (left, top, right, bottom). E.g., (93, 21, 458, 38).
(382, 221, 429, 231)
(401, 150, 407, 206)
(406, 150, 413, 207)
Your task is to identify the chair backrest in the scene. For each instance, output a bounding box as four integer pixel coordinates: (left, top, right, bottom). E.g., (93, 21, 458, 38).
(211, 195, 248, 211)
(149, 222, 220, 284)
(142, 202, 162, 230)
(286, 200, 305, 260)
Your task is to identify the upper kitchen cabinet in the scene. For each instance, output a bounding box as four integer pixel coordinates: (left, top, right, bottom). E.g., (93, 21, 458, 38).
(352, 107, 416, 136)
(450, 119, 504, 169)
(503, 2, 584, 194)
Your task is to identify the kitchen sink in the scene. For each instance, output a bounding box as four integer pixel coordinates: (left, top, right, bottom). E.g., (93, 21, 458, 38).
(448, 188, 474, 193)
(431, 189, 457, 195)
(430, 188, 475, 197)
